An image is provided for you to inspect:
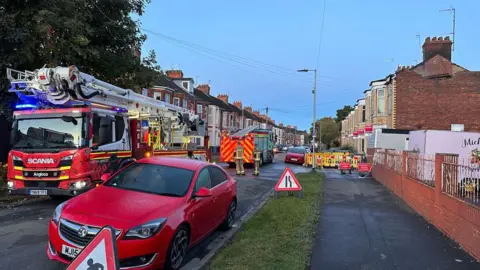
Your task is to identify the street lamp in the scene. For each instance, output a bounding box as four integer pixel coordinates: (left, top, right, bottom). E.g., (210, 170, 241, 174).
(297, 68, 317, 171)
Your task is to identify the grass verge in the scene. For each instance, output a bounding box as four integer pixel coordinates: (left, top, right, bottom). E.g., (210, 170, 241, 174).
(209, 171, 324, 270)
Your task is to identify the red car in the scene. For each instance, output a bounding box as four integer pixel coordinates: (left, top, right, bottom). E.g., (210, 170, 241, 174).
(284, 147, 306, 165)
(47, 157, 237, 270)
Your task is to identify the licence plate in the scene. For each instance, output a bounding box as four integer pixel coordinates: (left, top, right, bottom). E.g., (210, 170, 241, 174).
(29, 190, 48, 196)
(291, 158, 298, 161)
(62, 245, 82, 258)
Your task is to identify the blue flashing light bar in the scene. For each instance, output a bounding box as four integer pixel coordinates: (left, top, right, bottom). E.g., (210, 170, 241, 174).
(16, 104, 36, 109)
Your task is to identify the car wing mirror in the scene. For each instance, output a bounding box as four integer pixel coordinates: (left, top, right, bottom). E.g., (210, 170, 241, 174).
(195, 187, 212, 198)
(100, 173, 111, 183)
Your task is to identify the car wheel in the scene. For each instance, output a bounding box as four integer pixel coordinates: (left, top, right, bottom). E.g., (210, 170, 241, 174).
(220, 200, 237, 230)
(165, 225, 189, 270)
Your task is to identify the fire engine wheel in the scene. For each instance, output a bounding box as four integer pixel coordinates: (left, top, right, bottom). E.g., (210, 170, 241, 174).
(49, 195, 69, 202)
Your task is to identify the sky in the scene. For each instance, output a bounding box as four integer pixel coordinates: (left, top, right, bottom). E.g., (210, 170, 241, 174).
(139, 0, 480, 131)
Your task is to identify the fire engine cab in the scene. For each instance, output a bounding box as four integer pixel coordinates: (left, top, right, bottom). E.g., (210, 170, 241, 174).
(6, 66, 206, 198)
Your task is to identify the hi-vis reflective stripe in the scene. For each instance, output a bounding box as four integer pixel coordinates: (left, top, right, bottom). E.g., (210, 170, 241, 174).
(90, 151, 132, 160)
(240, 137, 254, 163)
(15, 166, 71, 171)
(220, 137, 237, 162)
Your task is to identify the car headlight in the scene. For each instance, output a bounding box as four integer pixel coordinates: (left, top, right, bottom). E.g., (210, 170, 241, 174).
(12, 156, 21, 161)
(52, 202, 66, 224)
(124, 218, 167, 240)
(61, 155, 73, 161)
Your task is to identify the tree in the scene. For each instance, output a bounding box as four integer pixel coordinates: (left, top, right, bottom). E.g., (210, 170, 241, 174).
(335, 105, 354, 122)
(309, 117, 341, 149)
(0, 0, 158, 118)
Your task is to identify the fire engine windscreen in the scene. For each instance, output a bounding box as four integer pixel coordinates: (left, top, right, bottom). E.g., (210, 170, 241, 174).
(11, 117, 86, 150)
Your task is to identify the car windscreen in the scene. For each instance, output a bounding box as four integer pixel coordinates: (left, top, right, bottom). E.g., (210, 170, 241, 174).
(104, 163, 194, 197)
(288, 147, 305, 154)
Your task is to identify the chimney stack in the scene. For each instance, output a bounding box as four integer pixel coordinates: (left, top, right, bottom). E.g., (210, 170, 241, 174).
(272, 120, 275, 124)
(422, 36, 452, 62)
(166, 70, 184, 79)
(287, 125, 291, 128)
(244, 106, 253, 113)
(197, 84, 211, 95)
(253, 110, 260, 117)
(217, 94, 229, 104)
(233, 101, 242, 109)
(279, 123, 283, 128)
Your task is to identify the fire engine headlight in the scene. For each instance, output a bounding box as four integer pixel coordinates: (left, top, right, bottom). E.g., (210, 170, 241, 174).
(52, 202, 66, 225)
(12, 156, 22, 161)
(72, 181, 87, 190)
(7, 181, 14, 189)
(61, 155, 73, 161)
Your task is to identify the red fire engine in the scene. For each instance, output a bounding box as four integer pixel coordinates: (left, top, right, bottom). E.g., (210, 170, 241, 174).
(6, 66, 207, 198)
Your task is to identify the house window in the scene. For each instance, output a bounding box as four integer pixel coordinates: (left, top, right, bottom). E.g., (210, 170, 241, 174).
(222, 112, 228, 127)
(182, 81, 189, 90)
(229, 114, 234, 127)
(362, 105, 366, 122)
(377, 88, 385, 115)
(153, 92, 161, 100)
(388, 85, 393, 114)
(173, 97, 180, 107)
(183, 99, 187, 108)
(208, 107, 213, 124)
(197, 104, 203, 118)
(165, 94, 170, 103)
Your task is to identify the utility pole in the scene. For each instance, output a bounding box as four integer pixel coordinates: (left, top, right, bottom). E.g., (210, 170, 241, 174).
(265, 107, 269, 128)
(297, 68, 317, 170)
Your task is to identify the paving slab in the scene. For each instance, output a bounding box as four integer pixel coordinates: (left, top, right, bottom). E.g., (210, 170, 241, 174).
(310, 169, 480, 270)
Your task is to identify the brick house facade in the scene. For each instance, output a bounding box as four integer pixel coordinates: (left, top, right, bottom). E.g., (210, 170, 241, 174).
(342, 36, 480, 152)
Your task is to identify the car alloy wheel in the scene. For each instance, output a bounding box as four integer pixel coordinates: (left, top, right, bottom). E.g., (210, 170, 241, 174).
(170, 228, 188, 269)
(227, 201, 236, 227)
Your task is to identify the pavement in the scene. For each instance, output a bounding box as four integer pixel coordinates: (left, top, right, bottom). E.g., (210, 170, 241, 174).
(310, 169, 480, 270)
(0, 152, 306, 270)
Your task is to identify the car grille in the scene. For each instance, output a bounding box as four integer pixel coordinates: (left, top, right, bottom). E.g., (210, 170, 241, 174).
(24, 181, 60, 188)
(59, 219, 98, 247)
(59, 219, 121, 248)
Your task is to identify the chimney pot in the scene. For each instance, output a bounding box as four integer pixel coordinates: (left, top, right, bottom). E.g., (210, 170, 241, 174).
(217, 94, 229, 104)
(422, 36, 452, 62)
(233, 101, 242, 109)
(197, 84, 211, 95)
(166, 70, 184, 79)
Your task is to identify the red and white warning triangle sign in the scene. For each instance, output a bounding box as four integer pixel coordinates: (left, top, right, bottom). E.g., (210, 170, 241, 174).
(67, 226, 120, 270)
(275, 167, 302, 191)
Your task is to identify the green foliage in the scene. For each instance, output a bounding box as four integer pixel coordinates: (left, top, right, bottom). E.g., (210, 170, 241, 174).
(309, 117, 341, 149)
(335, 105, 354, 123)
(0, 0, 159, 118)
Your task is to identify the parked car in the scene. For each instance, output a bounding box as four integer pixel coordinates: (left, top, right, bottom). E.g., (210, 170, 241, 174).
(285, 147, 307, 165)
(47, 157, 237, 270)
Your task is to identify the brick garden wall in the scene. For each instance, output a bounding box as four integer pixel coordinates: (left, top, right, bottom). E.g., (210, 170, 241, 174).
(371, 149, 480, 261)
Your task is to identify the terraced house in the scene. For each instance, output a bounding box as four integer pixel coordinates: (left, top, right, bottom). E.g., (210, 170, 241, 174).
(342, 36, 480, 153)
(149, 69, 302, 154)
